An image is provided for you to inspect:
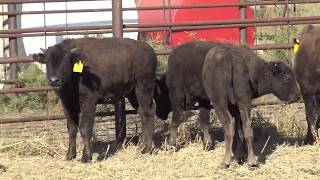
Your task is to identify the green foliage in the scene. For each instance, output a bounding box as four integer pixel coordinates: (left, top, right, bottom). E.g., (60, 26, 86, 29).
(0, 64, 59, 113)
(255, 5, 301, 63)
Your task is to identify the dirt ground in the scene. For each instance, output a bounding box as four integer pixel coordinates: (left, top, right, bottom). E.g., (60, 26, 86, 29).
(1, 103, 320, 179)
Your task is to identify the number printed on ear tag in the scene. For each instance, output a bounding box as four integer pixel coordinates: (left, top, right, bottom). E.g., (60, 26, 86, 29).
(73, 60, 84, 73)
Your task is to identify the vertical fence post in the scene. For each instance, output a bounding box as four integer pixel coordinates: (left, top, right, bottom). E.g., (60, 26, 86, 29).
(112, 0, 126, 143)
(239, 0, 247, 45)
(8, 4, 17, 81)
(112, 0, 123, 38)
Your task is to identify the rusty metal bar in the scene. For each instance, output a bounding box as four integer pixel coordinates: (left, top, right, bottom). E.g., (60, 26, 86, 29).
(2, 1, 320, 16)
(168, 20, 320, 32)
(239, 0, 247, 44)
(0, 100, 300, 124)
(0, 79, 17, 84)
(251, 43, 293, 50)
(112, 0, 126, 142)
(0, 56, 34, 63)
(2, 16, 320, 37)
(1, 0, 320, 7)
(0, 86, 55, 94)
(112, 0, 123, 38)
(124, 16, 320, 29)
(2, 19, 320, 39)
(8, 4, 18, 81)
(0, 30, 114, 38)
(0, 8, 113, 16)
(0, 43, 296, 65)
(0, 24, 113, 34)
(0, 0, 99, 4)
(0, 110, 137, 124)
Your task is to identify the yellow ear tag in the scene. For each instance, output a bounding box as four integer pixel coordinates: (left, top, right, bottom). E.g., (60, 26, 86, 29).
(73, 60, 84, 73)
(293, 38, 300, 54)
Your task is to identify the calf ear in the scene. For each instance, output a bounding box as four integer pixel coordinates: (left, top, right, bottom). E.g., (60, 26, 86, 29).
(70, 48, 79, 54)
(69, 48, 81, 62)
(40, 48, 46, 53)
(32, 53, 46, 63)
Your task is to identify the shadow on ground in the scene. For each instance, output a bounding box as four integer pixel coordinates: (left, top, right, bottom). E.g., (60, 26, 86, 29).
(92, 112, 305, 164)
(0, 164, 7, 173)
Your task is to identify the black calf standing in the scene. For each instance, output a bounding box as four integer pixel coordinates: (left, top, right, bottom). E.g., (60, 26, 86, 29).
(203, 44, 300, 168)
(33, 38, 157, 162)
(294, 24, 320, 144)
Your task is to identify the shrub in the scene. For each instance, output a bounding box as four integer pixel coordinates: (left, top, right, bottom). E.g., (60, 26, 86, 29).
(0, 64, 59, 113)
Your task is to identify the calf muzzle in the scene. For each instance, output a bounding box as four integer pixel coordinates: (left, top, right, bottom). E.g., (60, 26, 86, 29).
(48, 77, 62, 87)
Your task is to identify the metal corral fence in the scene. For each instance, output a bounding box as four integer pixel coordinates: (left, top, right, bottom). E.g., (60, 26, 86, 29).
(0, 0, 319, 125)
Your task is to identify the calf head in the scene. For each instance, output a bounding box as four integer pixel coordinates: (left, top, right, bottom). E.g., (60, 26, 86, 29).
(154, 74, 171, 120)
(267, 62, 300, 102)
(32, 45, 79, 89)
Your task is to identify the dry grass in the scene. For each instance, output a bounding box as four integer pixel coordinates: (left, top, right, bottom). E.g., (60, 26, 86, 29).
(1, 140, 319, 179)
(1, 103, 320, 179)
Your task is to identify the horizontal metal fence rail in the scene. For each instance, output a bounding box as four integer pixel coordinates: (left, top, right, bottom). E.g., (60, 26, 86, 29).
(0, 43, 294, 66)
(0, 0, 99, 4)
(2, 19, 320, 39)
(0, 86, 55, 93)
(1, 0, 320, 6)
(0, 110, 137, 124)
(0, 100, 297, 124)
(2, 16, 320, 37)
(0, 79, 16, 84)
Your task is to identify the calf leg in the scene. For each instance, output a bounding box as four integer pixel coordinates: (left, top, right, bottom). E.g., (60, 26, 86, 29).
(198, 99, 213, 150)
(238, 103, 258, 167)
(212, 99, 235, 168)
(79, 97, 97, 163)
(316, 117, 320, 137)
(168, 90, 184, 148)
(315, 95, 320, 137)
(65, 112, 79, 160)
(303, 95, 318, 145)
(114, 98, 126, 144)
(229, 104, 246, 163)
(135, 85, 156, 154)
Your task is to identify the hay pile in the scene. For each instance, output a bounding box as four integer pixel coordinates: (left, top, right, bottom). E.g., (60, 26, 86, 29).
(1, 140, 320, 179)
(1, 103, 319, 179)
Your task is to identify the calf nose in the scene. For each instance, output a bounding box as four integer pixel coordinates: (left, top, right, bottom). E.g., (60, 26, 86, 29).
(48, 77, 61, 86)
(288, 93, 300, 103)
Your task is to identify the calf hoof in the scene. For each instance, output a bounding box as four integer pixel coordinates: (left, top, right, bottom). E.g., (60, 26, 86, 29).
(164, 144, 178, 152)
(221, 157, 233, 169)
(66, 148, 76, 161)
(305, 134, 317, 145)
(66, 153, 76, 161)
(168, 136, 177, 148)
(81, 154, 92, 163)
(247, 156, 259, 167)
(138, 144, 153, 154)
(220, 162, 230, 169)
(236, 156, 246, 165)
(203, 142, 214, 151)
